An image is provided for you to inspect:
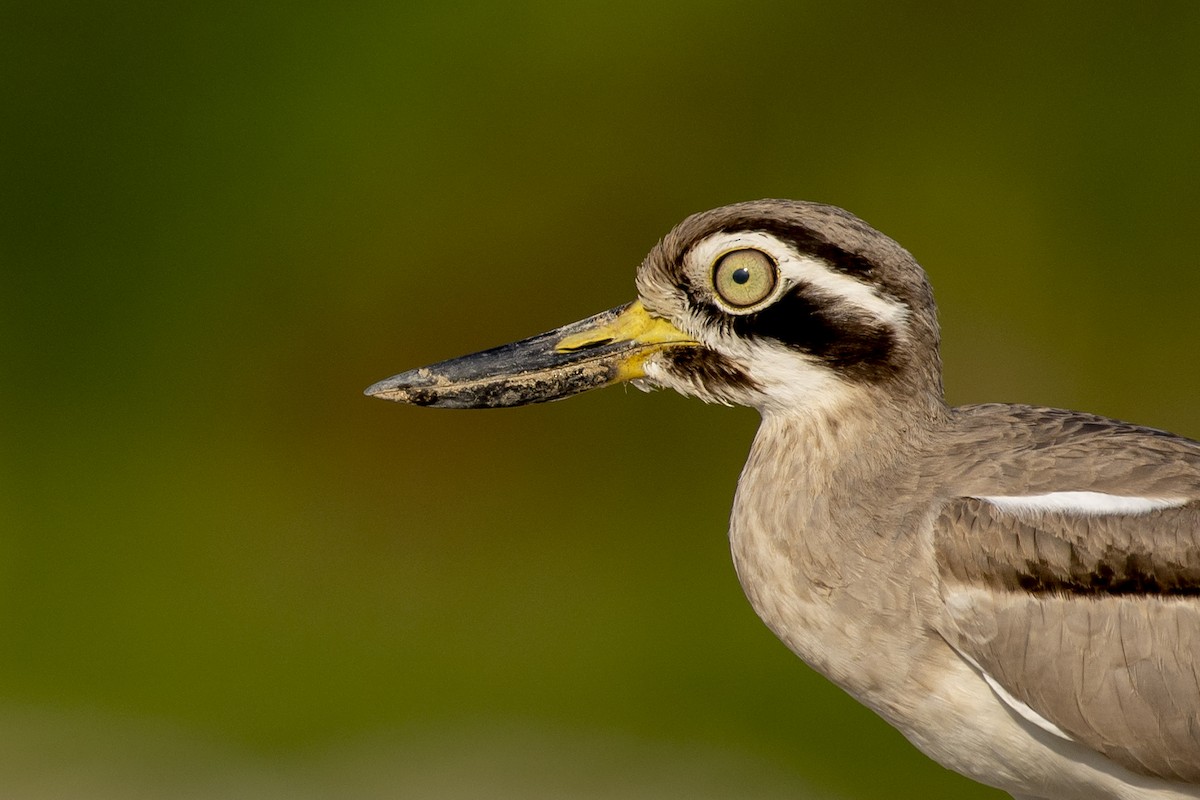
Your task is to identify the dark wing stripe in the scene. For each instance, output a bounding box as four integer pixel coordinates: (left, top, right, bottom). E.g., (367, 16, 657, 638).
(938, 498, 1200, 597)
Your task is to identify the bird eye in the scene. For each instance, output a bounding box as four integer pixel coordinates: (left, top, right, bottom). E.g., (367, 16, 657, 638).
(712, 249, 777, 308)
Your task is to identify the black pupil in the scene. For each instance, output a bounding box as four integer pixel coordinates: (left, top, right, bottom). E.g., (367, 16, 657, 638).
(732, 267, 751, 285)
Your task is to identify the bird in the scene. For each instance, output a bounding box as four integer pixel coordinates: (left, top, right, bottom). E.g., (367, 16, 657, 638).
(366, 199, 1200, 799)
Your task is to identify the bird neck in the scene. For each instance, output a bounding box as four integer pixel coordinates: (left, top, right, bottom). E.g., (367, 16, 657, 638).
(729, 388, 946, 686)
(749, 382, 947, 488)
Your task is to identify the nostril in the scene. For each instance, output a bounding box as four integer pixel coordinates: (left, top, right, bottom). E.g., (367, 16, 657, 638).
(558, 336, 613, 352)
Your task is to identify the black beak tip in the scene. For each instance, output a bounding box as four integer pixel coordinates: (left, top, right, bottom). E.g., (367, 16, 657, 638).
(364, 371, 421, 401)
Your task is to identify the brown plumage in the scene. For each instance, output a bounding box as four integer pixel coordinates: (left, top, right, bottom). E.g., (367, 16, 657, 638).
(368, 200, 1200, 799)
(935, 404, 1200, 783)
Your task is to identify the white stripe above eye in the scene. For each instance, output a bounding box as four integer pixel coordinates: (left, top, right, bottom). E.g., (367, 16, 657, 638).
(687, 230, 909, 327)
(972, 491, 1190, 516)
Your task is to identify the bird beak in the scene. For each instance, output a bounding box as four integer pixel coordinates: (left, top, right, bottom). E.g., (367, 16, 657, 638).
(364, 300, 697, 408)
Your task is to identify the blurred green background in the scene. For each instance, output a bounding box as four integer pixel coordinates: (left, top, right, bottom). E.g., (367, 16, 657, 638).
(4, 3, 1200, 798)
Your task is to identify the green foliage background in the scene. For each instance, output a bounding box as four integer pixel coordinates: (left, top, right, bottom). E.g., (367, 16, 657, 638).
(4, 4, 1200, 798)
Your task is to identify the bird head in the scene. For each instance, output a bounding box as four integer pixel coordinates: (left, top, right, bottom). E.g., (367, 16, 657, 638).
(366, 200, 944, 417)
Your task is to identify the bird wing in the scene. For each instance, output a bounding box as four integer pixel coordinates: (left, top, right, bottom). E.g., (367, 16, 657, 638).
(932, 404, 1200, 783)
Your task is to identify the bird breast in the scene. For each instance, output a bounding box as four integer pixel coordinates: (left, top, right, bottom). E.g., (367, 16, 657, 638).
(728, 406, 939, 704)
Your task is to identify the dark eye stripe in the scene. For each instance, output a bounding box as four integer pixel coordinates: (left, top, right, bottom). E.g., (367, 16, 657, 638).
(708, 283, 903, 382)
